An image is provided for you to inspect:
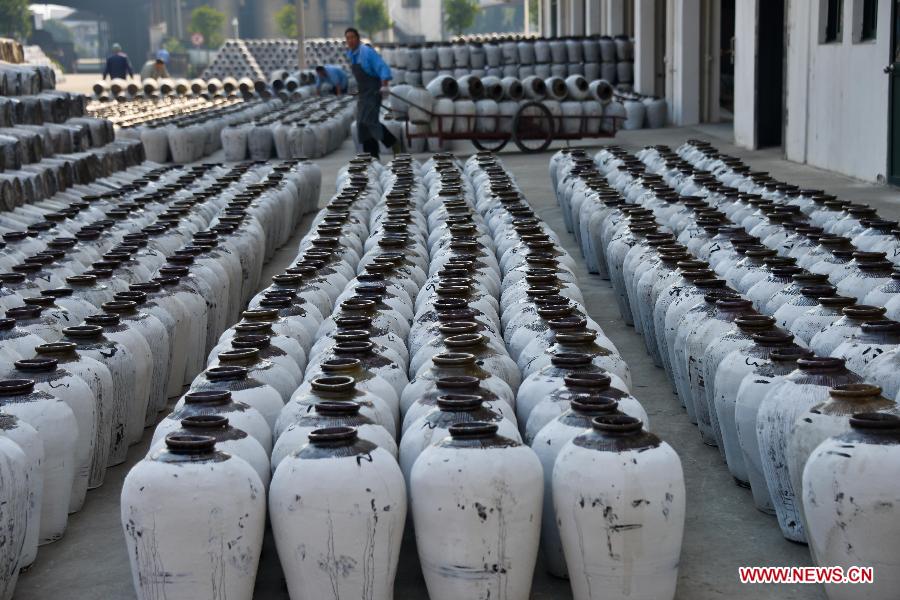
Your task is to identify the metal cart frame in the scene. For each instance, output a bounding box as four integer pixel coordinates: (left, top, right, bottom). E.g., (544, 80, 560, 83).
(389, 93, 624, 154)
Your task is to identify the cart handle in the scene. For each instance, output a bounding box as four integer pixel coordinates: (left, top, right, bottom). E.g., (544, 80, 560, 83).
(382, 91, 437, 118)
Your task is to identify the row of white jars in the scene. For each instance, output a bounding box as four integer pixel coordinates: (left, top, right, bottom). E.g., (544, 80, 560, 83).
(385, 38, 633, 71)
(462, 152, 686, 600)
(278, 151, 672, 600)
(125, 155, 410, 599)
(551, 143, 900, 600)
(0, 158, 319, 596)
(220, 94, 356, 162)
(116, 149, 683, 600)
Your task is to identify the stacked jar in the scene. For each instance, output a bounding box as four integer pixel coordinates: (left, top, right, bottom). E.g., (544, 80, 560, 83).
(0, 157, 320, 597)
(551, 142, 900, 598)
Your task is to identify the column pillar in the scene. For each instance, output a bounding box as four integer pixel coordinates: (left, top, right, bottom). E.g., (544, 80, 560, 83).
(304, 0, 324, 37)
(211, 0, 239, 39)
(604, 0, 626, 35)
(668, 0, 701, 125)
(255, 0, 283, 38)
(585, 0, 602, 34)
(733, 0, 758, 147)
(634, 0, 656, 95)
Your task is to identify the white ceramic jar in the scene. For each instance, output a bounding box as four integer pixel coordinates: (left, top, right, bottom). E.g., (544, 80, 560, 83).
(154, 389, 272, 455)
(756, 357, 861, 542)
(531, 396, 623, 578)
(803, 413, 900, 600)
(411, 422, 542, 600)
(148, 414, 270, 487)
(0, 434, 28, 600)
(553, 416, 685, 600)
(270, 426, 405, 600)
(0, 379, 77, 545)
(121, 433, 265, 600)
(0, 412, 42, 569)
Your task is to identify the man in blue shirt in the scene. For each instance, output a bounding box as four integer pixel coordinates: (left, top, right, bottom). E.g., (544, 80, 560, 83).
(314, 64, 348, 96)
(102, 43, 134, 80)
(345, 27, 398, 158)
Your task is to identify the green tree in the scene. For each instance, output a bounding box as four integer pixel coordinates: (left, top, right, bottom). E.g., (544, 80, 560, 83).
(444, 0, 479, 36)
(355, 0, 391, 39)
(0, 0, 31, 39)
(163, 36, 185, 54)
(189, 5, 226, 49)
(275, 4, 297, 38)
(528, 0, 539, 29)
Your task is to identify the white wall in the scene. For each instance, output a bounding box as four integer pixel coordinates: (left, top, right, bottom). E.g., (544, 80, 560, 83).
(586, 0, 602, 34)
(732, 0, 758, 147)
(604, 0, 626, 35)
(667, 0, 701, 125)
(633, 0, 657, 95)
(783, 0, 892, 182)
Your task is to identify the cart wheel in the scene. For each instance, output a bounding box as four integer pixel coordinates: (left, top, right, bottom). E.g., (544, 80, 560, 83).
(512, 101, 555, 153)
(472, 136, 510, 153)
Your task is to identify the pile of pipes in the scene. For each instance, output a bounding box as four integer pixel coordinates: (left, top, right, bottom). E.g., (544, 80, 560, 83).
(90, 77, 267, 102)
(381, 35, 635, 88)
(202, 38, 359, 81)
(450, 33, 539, 42)
(202, 39, 268, 80)
(239, 39, 301, 74)
(0, 63, 144, 210)
(268, 69, 317, 92)
(300, 38, 354, 69)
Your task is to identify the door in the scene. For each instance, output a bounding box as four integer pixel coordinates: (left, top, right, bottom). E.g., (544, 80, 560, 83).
(720, 0, 735, 115)
(550, 0, 559, 36)
(889, 0, 900, 184)
(755, 0, 785, 147)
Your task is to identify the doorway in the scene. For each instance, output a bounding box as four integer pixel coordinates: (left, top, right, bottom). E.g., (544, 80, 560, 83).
(755, 0, 785, 147)
(549, 0, 559, 36)
(720, 0, 735, 115)
(889, 0, 900, 184)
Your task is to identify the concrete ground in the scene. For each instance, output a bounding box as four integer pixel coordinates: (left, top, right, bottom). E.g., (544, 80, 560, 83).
(56, 74, 99, 96)
(17, 123, 897, 599)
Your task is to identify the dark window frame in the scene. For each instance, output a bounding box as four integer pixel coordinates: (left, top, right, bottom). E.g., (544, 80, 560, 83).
(823, 0, 844, 43)
(860, 0, 878, 41)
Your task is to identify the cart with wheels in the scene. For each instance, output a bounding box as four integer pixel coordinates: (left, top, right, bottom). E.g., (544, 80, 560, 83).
(389, 93, 623, 153)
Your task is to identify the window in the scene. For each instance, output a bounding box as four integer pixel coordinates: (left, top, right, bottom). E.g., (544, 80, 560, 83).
(854, 0, 878, 41)
(401, 0, 421, 7)
(822, 0, 844, 42)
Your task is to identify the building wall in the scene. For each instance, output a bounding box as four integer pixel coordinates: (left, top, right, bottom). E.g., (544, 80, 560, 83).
(388, 0, 443, 41)
(783, 0, 892, 182)
(732, 0, 757, 147)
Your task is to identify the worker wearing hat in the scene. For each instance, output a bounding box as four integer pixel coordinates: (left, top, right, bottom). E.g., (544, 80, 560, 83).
(102, 43, 134, 80)
(314, 64, 348, 96)
(345, 27, 399, 158)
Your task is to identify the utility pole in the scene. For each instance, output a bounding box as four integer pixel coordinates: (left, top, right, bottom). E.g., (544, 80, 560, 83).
(296, 0, 306, 69)
(524, 0, 530, 35)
